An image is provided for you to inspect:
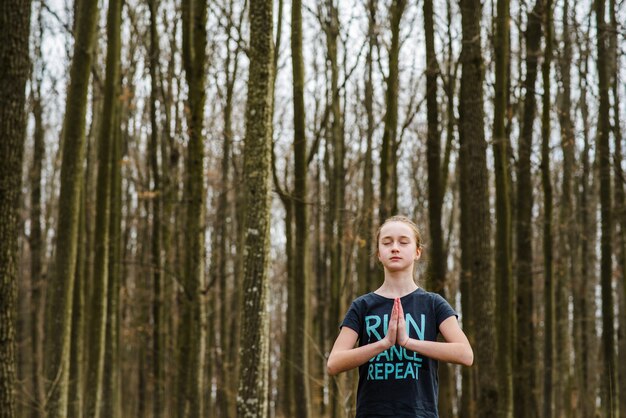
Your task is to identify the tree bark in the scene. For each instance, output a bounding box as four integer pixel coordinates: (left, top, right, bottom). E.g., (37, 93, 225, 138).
(379, 0, 406, 223)
(29, 36, 46, 417)
(555, 1, 575, 415)
(515, 2, 541, 418)
(423, 0, 454, 415)
(458, 1, 498, 417)
(85, 0, 121, 415)
(179, 0, 208, 416)
(610, 0, 626, 414)
(236, 0, 274, 415)
(0, 1, 31, 416)
(357, 0, 376, 297)
(291, 1, 312, 416)
(147, 1, 164, 417)
(541, 1, 555, 417)
(492, 0, 513, 415)
(45, 1, 100, 415)
(595, 0, 618, 415)
(103, 104, 122, 418)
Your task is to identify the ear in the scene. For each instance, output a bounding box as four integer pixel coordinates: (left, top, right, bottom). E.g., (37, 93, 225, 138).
(415, 247, 422, 260)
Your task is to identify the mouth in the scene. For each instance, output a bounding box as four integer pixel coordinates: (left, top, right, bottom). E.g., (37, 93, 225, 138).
(390, 257, 402, 261)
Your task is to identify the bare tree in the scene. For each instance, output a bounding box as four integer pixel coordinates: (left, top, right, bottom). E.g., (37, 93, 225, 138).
(45, 1, 100, 416)
(0, 0, 31, 416)
(236, 0, 275, 415)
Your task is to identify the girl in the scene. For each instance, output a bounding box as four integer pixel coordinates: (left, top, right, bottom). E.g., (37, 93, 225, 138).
(327, 215, 473, 418)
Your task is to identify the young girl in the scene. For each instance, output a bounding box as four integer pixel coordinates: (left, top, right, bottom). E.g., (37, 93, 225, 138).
(327, 215, 473, 418)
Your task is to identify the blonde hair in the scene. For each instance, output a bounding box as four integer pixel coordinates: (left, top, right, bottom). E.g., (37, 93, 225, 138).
(375, 215, 424, 250)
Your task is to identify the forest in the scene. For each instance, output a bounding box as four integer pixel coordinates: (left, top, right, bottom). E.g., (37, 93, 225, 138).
(0, 0, 625, 417)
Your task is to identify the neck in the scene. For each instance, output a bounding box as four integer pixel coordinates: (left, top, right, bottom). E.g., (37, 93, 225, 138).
(376, 270, 418, 297)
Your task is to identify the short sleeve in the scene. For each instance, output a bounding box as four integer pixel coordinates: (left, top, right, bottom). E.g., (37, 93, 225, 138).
(340, 300, 363, 334)
(433, 293, 457, 330)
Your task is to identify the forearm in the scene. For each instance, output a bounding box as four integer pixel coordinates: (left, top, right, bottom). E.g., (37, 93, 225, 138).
(403, 339, 473, 366)
(327, 340, 390, 376)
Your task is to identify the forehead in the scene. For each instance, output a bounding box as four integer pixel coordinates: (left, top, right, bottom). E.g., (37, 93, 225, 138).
(379, 221, 415, 239)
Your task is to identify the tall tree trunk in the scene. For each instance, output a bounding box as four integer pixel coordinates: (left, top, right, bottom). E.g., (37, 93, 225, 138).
(515, 2, 541, 418)
(379, 0, 406, 223)
(236, 0, 274, 415)
(269, 3, 296, 417)
(423, 0, 454, 415)
(595, 0, 618, 415)
(314, 161, 329, 418)
(45, 1, 100, 416)
(158, 15, 178, 416)
(147, 1, 164, 417)
(179, 0, 208, 416)
(215, 4, 246, 415)
(556, 1, 575, 415)
(0, 0, 31, 415)
(492, 0, 513, 415)
(69, 182, 88, 418)
(278, 194, 295, 418)
(85, 0, 121, 415)
(575, 27, 597, 418)
(291, 0, 311, 416)
(541, 1, 555, 417)
(610, 0, 626, 413)
(458, 1, 498, 418)
(103, 105, 122, 418)
(357, 0, 376, 297)
(323, 1, 347, 416)
(29, 48, 46, 418)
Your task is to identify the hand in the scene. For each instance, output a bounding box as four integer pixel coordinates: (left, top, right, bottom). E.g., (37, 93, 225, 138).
(382, 298, 399, 349)
(396, 298, 409, 347)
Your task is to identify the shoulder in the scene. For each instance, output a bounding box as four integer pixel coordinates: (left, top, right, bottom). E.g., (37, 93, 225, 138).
(414, 287, 448, 304)
(351, 292, 379, 306)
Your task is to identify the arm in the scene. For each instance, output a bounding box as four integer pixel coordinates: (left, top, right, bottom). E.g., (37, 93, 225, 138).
(326, 327, 390, 376)
(327, 298, 402, 376)
(397, 304, 474, 367)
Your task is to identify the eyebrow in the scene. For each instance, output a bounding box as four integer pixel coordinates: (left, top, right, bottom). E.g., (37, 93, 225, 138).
(380, 235, 412, 240)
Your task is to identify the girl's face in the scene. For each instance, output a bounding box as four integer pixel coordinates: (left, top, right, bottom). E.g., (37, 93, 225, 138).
(377, 221, 421, 272)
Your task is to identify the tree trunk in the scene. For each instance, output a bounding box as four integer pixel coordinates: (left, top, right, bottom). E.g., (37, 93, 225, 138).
(85, 0, 121, 415)
(541, 1, 555, 417)
(45, 1, 100, 415)
(357, 0, 376, 297)
(322, 1, 348, 416)
(0, 1, 31, 416)
(492, 0, 513, 415)
(103, 105, 122, 418)
(379, 0, 406, 223)
(236, 0, 274, 415)
(179, 0, 208, 416)
(515, 2, 541, 418)
(458, 1, 498, 418)
(423, 0, 454, 415)
(595, 0, 617, 415)
(147, 1, 164, 417)
(29, 50, 46, 418)
(610, 0, 626, 413)
(69, 182, 88, 418)
(291, 1, 312, 416)
(556, 1, 575, 415)
(575, 28, 598, 418)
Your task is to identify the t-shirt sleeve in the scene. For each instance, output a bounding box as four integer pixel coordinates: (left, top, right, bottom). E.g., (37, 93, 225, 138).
(340, 300, 362, 334)
(433, 293, 458, 330)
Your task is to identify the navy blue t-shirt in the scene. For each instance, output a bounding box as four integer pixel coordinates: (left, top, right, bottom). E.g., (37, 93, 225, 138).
(340, 287, 457, 418)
